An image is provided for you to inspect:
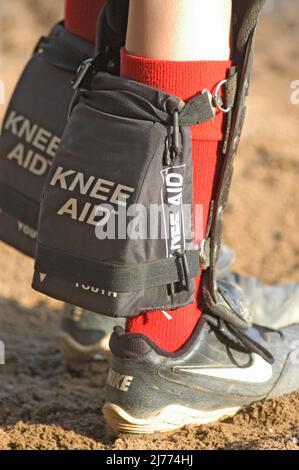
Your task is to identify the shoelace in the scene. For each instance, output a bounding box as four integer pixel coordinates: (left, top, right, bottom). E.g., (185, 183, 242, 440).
(228, 323, 275, 364)
(206, 314, 275, 365)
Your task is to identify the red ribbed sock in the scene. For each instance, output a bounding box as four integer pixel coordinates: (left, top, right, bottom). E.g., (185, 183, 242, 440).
(64, 0, 106, 43)
(121, 50, 231, 352)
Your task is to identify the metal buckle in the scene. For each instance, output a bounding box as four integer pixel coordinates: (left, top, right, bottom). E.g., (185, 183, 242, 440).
(212, 79, 231, 114)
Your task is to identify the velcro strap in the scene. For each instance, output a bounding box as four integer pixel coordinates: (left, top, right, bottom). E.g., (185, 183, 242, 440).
(35, 244, 200, 293)
(0, 182, 39, 229)
(81, 88, 216, 127)
(178, 92, 215, 126)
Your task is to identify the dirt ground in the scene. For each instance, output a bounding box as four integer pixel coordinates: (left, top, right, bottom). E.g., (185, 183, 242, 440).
(0, 0, 299, 451)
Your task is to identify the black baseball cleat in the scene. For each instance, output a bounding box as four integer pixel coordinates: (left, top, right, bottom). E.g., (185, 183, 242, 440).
(103, 315, 299, 435)
(227, 272, 299, 330)
(58, 304, 124, 362)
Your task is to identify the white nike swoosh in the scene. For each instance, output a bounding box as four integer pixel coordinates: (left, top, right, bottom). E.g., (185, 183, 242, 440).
(176, 354, 273, 384)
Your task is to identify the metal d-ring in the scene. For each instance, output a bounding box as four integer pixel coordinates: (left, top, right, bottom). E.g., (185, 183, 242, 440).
(213, 79, 231, 114)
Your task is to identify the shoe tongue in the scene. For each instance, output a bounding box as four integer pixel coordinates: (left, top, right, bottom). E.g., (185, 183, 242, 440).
(217, 278, 253, 328)
(203, 277, 253, 330)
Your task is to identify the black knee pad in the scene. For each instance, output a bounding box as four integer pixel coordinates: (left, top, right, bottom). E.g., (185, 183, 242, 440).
(0, 23, 93, 257)
(33, 73, 218, 317)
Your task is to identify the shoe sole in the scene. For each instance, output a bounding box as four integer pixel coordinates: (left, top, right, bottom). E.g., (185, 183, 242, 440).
(58, 332, 110, 362)
(102, 402, 240, 435)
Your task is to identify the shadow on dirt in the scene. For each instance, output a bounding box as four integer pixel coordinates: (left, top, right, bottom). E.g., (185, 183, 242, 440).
(0, 296, 112, 445)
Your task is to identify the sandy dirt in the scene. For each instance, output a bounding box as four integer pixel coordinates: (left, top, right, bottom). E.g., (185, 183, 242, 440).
(0, 0, 299, 450)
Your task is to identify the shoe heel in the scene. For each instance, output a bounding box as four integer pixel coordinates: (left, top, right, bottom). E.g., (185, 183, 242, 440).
(58, 332, 109, 362)
(102, 402, 241, 436)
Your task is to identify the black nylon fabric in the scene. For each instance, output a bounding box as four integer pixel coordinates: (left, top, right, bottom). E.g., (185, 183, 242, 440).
(41, 22, 94, 72)
(35, 244, 200, 293)
(95, 0, 129, 74)
(0, 23, 93, 258)
(81, 87, 214, 126)
(97, 0, 129, 51)
(33, 73, 199, 317)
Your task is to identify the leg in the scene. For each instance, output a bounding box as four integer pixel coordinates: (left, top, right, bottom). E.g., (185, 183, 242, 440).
(122, 0, 232, 352)
(126, 0, 232, 60)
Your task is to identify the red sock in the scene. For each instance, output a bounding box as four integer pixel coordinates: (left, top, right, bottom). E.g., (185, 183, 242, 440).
(64, 0, 106, 43)
(121, 51, 231, 352)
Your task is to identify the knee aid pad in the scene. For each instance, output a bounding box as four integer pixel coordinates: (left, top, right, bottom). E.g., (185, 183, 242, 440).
(0, 23, 93, 257)
(33, 73, 218, 317)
